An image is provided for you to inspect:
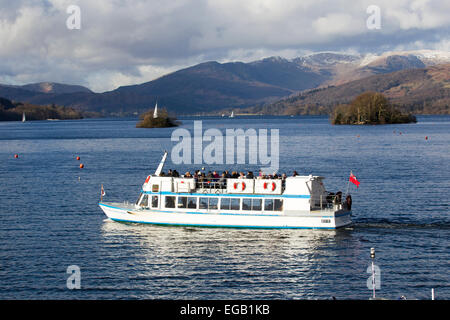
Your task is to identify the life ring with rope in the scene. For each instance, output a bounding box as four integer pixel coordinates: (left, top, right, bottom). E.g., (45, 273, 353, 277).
(234, 181, 246, 191)
(263, 181, 276, 191)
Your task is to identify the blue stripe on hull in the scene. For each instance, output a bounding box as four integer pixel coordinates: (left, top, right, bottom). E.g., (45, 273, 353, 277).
(108, 217, 339, 230)
(99, 202, 352, 219)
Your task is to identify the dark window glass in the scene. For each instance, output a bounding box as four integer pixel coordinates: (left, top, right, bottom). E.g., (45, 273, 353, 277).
(178, 196, 187, 208)
(264, 199, 274, 211)
(242, 199, 251, 210)
(209, 198, 218, 210)
(230, 198, 240, 210)
(220, 198, 231, 210)
(252, 199, 262, 211)
(151, 196, 158, 208)
(274, 199, 283, 211)
(199, 197, 208, 209)
(187, 197, 197, 209)
(165, 196, 175, 208)
(140, 195, 149, 207)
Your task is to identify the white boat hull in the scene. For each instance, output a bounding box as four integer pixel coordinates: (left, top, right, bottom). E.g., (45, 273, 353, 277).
(99, 202, 352, 229)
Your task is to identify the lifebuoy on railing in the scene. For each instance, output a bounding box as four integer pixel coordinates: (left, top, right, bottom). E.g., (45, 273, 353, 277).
(234, 182, 238, 190)
(263, 181, 276, 191)
(241, 182, 246, 191)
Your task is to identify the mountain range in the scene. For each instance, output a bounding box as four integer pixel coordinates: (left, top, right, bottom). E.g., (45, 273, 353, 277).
(0, 50, 449, 115)
(254, 63, 450, 115)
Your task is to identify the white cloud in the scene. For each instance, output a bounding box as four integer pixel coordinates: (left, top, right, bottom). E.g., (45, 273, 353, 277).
(0, 0, 448, 92)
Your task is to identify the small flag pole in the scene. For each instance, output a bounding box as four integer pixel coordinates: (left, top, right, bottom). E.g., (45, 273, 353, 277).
(101, 184, 104, 202)
(346, 171, 351, 195)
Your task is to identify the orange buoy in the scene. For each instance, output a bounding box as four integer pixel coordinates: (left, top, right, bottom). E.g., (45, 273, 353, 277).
(76, 156, 80, 160)
(79, 163, 84, 169)
(14, 154, 19, 158)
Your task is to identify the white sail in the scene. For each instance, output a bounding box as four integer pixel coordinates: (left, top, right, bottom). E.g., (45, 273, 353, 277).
(22, 112, 26, 122)
(153, 102, 158, 118)
(229, 111, 234, 118)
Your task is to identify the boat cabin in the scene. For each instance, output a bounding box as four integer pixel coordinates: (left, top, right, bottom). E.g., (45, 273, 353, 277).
(135, 174, 332, 215)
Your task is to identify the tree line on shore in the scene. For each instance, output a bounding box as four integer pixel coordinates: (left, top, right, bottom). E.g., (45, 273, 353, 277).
(0, 97, 83, 121)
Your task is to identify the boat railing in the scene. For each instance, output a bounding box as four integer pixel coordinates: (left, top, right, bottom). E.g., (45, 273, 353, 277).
(192, 178, 286, 193)
(316, 194, 348, 211)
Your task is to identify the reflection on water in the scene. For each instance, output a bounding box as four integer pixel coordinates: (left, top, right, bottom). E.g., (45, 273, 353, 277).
(100, 220, 363, 299)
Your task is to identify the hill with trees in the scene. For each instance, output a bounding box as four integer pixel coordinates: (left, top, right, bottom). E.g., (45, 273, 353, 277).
(251, 64, 450, 116)
(331, 92, 416, 125)
(0, 97, 83, 121)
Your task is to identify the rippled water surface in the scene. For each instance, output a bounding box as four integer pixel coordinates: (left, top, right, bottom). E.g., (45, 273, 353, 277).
(0, 116, 449, 299)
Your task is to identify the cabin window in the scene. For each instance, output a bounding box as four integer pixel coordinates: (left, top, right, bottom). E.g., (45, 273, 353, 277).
(136, 193, 144, 205)
(264, 199, 274, 211)
(274, 199, 283, 211)
(230, 198, 240, 210)
(199, 197, 208, 209)
(152, 184, 159, 192)
(151, 196, 158, 208)
(165, 196, 175, 208)
(209, 198, 218, 210)
(220, 198, 240, 210)
(140, 194, 149, 207)
(251, 199, 262, 211)
(187, 197, 197, 209)
(177, 196, 188, 209)
(242, 199, 251, 210)
(220, 198, 231, 210)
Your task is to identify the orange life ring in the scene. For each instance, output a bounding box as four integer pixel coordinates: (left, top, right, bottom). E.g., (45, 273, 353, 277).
(241, 182, 246, 191)
(271, 182, 276, 191)
(263, 182, 268, 189)
(234, 182, 238, 190)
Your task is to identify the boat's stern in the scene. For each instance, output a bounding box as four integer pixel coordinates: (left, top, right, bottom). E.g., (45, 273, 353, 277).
(333, 209, 352, 228)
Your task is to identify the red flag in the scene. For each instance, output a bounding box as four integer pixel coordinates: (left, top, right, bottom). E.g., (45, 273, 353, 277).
(349, 173, 360, 188)
(101, 184, 106, 197)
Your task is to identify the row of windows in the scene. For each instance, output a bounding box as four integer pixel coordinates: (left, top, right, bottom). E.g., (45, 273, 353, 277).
(138, 193, 283, 211)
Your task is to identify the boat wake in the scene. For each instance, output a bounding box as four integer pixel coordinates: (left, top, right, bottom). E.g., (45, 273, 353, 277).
(353, 217, 450, 230)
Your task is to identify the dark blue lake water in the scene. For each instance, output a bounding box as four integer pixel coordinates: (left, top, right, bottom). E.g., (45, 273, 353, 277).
(0, 115, 449, 299)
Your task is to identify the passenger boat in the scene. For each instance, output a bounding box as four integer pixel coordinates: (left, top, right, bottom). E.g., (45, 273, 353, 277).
(99, 152, 353, 229)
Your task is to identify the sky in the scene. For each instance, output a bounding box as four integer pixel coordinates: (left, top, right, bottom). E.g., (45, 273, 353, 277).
(0, 0, 449, 92)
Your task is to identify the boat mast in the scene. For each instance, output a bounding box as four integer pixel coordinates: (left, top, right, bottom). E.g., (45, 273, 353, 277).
(154, 151, 168, 176)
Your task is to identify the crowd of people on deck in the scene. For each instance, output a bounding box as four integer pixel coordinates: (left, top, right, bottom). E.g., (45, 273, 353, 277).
(157, 169, 301, 189)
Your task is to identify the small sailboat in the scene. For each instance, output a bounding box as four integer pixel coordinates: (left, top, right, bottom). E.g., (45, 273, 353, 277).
(153, 102, 158, 118)
(22, 112, 26, 122)
(229, 111, 234, 118)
